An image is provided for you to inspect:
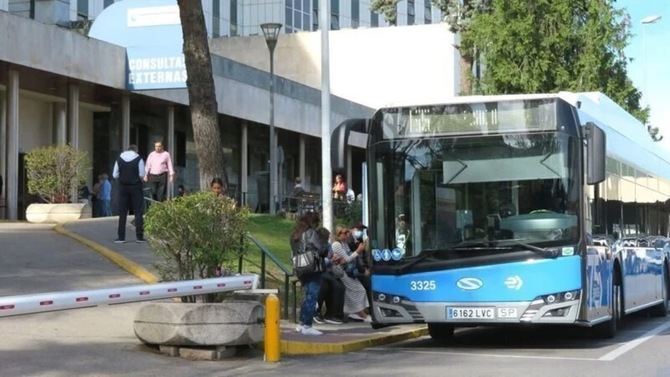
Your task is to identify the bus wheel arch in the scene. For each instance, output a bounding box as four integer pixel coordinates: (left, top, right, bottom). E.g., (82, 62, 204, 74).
(650, 260, 669, 317)
(593, 260, 622, 338)
(612, 261, 624, 328)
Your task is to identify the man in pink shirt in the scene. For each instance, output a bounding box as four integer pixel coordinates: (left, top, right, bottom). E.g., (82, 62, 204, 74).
(144, 141, 175, 202)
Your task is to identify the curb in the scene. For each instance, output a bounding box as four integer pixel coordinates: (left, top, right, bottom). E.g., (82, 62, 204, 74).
(53, 224, 159, 284)
(280, 326, 428, 355)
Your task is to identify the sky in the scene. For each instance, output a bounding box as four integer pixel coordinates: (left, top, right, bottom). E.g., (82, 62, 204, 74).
(616, 0, 670, 143)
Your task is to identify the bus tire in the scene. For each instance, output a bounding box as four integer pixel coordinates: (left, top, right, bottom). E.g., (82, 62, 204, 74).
(650, 265, 668, 317)
(593, 277, 622, 339)
(428, 323, 454, 343)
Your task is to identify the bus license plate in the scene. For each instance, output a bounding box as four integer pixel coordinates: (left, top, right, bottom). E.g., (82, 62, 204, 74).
(447, 307, 495, 319)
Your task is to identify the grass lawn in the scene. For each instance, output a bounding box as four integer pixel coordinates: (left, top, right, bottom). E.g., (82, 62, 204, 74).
(242, 214, 295, 284)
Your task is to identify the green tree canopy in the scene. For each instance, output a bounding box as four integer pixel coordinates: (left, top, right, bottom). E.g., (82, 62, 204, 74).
(459, 0, 648, 123)
(370, 0, 400, 25)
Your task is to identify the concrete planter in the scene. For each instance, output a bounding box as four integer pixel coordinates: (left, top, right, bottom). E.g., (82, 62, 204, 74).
(25, 203, 92, 224)
(134, 301, 264, 346)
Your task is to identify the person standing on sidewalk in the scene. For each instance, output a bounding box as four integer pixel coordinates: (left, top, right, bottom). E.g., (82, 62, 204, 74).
(113, 145, 146, 243)
(99, 173, 112, 217)
(144, 141, 174, 202)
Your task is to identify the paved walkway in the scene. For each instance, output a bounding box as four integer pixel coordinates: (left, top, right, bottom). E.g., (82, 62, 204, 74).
(62, 217, 160, 278)
(21, 217, 428, 357)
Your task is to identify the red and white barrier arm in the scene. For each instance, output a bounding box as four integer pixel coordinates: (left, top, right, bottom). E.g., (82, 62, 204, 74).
(0, 274, 259, 317)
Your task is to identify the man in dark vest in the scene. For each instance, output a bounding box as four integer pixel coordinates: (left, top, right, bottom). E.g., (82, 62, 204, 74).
(112, 145, 146, 243)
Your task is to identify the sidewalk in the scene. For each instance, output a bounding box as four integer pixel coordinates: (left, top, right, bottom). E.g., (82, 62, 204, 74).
(57, 217, 429, 355)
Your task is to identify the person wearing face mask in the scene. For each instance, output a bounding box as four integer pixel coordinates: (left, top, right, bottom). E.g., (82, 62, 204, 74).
(347, 223, 371, 296)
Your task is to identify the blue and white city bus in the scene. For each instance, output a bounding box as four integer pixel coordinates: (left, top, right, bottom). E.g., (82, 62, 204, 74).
(332, 92, 670, 340)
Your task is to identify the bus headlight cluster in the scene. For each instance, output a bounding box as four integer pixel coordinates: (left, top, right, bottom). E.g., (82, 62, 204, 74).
(374, 292, 403, 305)
(542, 290, 580, 304)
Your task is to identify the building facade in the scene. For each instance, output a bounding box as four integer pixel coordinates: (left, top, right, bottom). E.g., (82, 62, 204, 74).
(0, 1, 457, 220)
(2, 0, 442, 36)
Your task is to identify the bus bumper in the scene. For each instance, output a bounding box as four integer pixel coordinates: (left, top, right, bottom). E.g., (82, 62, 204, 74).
(372, 290, 582, 325)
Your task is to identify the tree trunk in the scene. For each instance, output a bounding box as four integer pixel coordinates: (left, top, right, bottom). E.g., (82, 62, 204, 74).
(459, 54, 474, 96)
(177, 0, 227, 191)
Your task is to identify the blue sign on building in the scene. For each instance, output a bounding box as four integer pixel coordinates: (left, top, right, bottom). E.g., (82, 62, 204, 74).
(89, 0, 187, 90)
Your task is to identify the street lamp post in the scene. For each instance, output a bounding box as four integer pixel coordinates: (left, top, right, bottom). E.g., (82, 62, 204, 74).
(261, 22, 282, 215)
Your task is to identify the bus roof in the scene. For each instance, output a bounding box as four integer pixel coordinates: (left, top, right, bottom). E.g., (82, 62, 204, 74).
(380, 92, 670, 181)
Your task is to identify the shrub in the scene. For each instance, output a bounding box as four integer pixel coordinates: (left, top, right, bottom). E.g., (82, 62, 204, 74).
(334, 200, 363, 227)
(25, 145, 89, 203)
(144, 192, 250, 284)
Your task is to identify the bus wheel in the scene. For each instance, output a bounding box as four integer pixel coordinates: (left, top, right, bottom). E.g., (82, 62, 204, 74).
(428, 323, 454, 343)
(593, 279, 621, 339)
(651, 266, 668, 317)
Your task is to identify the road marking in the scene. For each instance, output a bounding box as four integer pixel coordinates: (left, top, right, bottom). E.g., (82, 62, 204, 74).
(372, 348, 598, 361)
(598, 320, 670, 361)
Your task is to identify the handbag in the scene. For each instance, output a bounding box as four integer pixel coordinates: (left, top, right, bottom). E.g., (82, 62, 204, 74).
(292, 230, 319, 277)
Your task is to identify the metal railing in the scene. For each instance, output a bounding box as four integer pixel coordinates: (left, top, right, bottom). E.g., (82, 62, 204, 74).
(240, 235, 293, 320)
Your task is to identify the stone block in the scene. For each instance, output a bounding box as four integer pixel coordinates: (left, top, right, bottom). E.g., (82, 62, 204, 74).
(178, 346, 237, 360)
(134, 302, 264, 347)
(26, 203, 91, 223)
(158, 345, 180, 357)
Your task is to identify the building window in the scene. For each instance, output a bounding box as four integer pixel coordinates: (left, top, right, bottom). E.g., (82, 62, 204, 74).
(407, 0, 415, 25)
(285, 0, 311, 32)
(175, 131, 186, 167)
(77, 0, 88, 19)
(371, 10, 379, 27)
(312, 0, 319, 30)
(351, 0, 359, 28)
(212, 0, 220, 37)
(230, 0, 238, 36)
(331, 0, 339, 30)
(424, 1, 432, 24)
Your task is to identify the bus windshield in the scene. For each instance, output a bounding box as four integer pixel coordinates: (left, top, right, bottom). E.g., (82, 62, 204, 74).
(369, 132, 580, 259)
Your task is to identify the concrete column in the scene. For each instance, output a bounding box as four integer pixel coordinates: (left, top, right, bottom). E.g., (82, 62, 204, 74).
(241, 121, 248, 205)
(67, 83, 79, 149)
(6, 69, 19, 220)
(121, 94, 130, 150)
(346, 146, 352, 191)
(67, 83, 80, 203)
(299, 134, 305, 189)
(167, 106, 175, 199)
(0, 91, 6, 203)
(53, 102, 67, 145)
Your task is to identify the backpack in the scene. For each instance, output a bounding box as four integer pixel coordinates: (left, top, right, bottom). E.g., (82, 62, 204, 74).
(292, 229, 320, 277)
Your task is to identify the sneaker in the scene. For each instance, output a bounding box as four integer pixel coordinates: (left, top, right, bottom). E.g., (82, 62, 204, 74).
(313, 314, 325, 324)
(295, 324, 304, 333)
(363, 315, 372, 323)
(324, 317, 344, 325)
(136, 238, 147, 243)
(300, 326, 323, 336)
(348, 313, 366, 322)
(113, 239, 126, 244)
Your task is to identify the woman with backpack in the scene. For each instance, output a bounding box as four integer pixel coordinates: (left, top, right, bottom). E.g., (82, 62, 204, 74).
(291, 212, 329, 335)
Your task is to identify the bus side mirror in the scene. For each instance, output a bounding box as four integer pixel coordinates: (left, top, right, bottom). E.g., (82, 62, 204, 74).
(331, 119, 369, 170)
(585, 122, 606, 185)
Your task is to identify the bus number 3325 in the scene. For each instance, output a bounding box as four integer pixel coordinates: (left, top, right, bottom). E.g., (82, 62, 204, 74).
(410, 280, 437, 291)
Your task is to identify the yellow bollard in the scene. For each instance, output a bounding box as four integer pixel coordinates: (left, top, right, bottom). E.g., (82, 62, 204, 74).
(264, 293, 281, 362)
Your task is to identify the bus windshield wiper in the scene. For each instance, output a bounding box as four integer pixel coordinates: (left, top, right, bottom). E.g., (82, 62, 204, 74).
(497, 239, 559, 258)
(447, 239, 512, 251)
(394, 249, 441, 275)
